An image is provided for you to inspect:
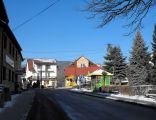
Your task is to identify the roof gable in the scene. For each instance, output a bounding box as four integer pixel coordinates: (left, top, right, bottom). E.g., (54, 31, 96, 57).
(69, 56, 97, 67)
(64, 56, 101, 76)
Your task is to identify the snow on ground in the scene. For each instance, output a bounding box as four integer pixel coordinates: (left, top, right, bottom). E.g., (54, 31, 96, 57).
(0, 94, 20, 113)
(98, 92, 156, 103)
(71, 88, 93, 93)
(71, 88, 156, 103)
(110, 94, 156, 103)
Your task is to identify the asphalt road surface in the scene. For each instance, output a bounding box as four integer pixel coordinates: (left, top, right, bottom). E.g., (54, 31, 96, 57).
(26, 89, 69, 120)
(27, 89, 156, 120)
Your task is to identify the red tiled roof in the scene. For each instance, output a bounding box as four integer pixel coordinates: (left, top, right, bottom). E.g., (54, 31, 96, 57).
(64, 66, 101, 76)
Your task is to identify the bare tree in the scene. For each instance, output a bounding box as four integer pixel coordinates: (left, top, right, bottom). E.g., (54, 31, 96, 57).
(86, 0, 156, 34)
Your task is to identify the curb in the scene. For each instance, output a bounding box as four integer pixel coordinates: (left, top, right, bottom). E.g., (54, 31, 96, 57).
(69, 90, 156, 109)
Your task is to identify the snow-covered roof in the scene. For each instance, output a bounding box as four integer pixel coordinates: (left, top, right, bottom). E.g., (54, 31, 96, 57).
(34, 58, 56, 63)
(88, 69, 113, 76)
(26, 58, 56, 72)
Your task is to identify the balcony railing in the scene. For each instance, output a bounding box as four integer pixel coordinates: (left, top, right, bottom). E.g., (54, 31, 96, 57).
(31, 76, 56, 80)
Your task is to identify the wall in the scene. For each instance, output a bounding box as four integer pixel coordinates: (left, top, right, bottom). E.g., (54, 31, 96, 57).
(0, 28, 2, 83)
(29, 62, 57, 88)
(76, 57, 89, 68)
(34, 64, 57, 79)
(1, 30, 22, 91)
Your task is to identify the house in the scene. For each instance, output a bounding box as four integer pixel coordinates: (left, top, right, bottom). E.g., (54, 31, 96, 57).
(64, 56, 101, 87)
(25, 58, 57, 88)
(0, 0, 23, 92)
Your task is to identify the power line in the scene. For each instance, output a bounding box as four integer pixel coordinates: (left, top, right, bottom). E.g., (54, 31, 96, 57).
(12, 0, 60, 31)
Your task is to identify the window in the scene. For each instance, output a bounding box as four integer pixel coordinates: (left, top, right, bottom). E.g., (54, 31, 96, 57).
(46, 65, 50, 70)
(9, 42, 12, 55)
(37, 65, 42, 70)
(15, 74, 18, 83)
(12, 71, 14, 82)
(42, 72, 45, 78)
(80, 63, 85, 68)
(9, 70, 11, 81)
(47, 71, 54, 78)
(3, 34, 7, 49)
(12, 47, 15, 58)
(3, 66, 6, 80)
(47, 72, 51, 78)
(16, 51, 18, 61)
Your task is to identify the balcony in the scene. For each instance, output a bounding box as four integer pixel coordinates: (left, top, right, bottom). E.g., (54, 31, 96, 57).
(31, 76, 56, 80)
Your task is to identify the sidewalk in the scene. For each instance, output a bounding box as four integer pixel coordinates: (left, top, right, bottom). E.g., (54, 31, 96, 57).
(0, 90, 35, 120)
(70, 88, 156, 108)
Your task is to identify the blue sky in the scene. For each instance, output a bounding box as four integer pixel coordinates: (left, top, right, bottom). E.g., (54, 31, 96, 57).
(4, 0, 156, 64)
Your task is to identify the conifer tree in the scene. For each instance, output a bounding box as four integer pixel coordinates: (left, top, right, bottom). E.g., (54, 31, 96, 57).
(151, 25, 156, 84)
(127, 31, 150, 86)
(104, 44, 114, 73)
(104, 45, 127, 84)
(152, 25, 156, 65)
(113, 47, 127, 84)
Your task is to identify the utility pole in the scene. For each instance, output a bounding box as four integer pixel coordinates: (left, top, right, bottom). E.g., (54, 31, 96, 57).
(40, 65, 42, 88)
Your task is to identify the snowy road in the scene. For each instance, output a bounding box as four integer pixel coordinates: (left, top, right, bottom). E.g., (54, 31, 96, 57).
(53, 89, 156, 120)
(26, 89, 156, 120)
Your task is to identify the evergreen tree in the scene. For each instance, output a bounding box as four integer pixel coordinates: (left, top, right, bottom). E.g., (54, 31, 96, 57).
(151, 25, 156, 84)
(127, 31, 150, 86)
(104, 45, 127, 84)
(113, 47, 127, 84)
(152, 25, 156, 65)
(104, 44, 114, 73)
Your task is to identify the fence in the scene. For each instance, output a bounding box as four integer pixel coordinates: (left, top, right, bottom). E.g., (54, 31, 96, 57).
(104, 85, 133, 95)
(103, 85, 156, 96)
(131, 85, 156, 95)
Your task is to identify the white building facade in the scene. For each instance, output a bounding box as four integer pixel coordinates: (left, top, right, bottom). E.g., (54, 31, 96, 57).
(25, 59, 57, 88)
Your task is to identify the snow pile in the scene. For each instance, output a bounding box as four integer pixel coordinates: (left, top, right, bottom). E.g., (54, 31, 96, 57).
(80, 88, 93, 92)
(71, 88, 93, 93)
(111, 94, 156, 103)
(0, 94, 20, 113)
(71, 88, 156, 104)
